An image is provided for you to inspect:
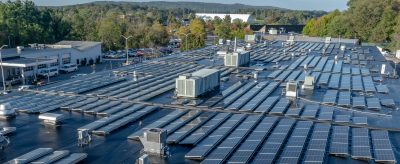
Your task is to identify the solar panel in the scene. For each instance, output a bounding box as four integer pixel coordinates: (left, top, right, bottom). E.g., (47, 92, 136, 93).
(351, 67, 361, 75)
(285, 70, 302, 82)
(337, 91, 351, 107)
(275, 70, 293, 82)
(301, 105, 319, 119)
(339, 74, 351, 90)
(342, 67, 351, 74)
(167, 112, 216, 143)
(330, 126, 349, 156)
(322, 60, 335, 73)
(278, 121, 313, 163)
(314, 57, 328, 72)
(352, 75, 364, 91)
(317, 107, 334, 121)
(376, 85, 389, 94)
(366, 98, 381, 110)
(380, 99, 395, 108)
(371, 131, 396, 163)
(226, 82, 269, 110)
(352, 96, 366, 109)
(352, 117, 367, 125)
(253, 96, 280, 113)
(227, 117, 278, 164)
(285, 107, 303, 117)
(363, 76, 376, 93)
(332, 60, 343, 73)
(185, 114, 246, 160)
(128, 110, 187, 140)
(334, 115, 350, 123)
(304, 124, 331, 163)
(351, 128, 371, 159)
(252, 119, 295, 164)
(268, 69, 284, 79)
(269, 98, 291, 115)
(202, 115, 263, 164)
(239, 82, 279, 112)
(328, 74, 341, 89)
(361, 68, 370, 76)
(322, 90, 338, 105)
(308, 56, 321, 68)
(318, 73, 331, 86)
(221, 82, 257, 108)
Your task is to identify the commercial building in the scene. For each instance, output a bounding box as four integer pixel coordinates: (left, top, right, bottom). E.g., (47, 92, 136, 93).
(195, 13, 253, 23)
(0, 41, 102, 85)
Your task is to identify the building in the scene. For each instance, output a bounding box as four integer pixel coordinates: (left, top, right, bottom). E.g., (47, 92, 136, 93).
(195, 13, 253, 23)
(248, 24, 305, 34)
(396, 50, 400, 59)
(0, 41, 102, 85)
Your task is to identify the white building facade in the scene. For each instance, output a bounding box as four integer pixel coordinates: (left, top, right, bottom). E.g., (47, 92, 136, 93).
(195, 13, 253, 23)
(0, 41, 102, 85)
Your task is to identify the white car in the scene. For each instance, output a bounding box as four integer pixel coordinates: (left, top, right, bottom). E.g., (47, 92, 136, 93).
(60, 64, 78, 73)
(71, 74, 87, 79)
(18, 85, 34, 91)
(38, 68, 59, 77)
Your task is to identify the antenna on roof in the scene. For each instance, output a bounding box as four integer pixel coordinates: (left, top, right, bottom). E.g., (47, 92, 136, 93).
(234, 37, 237, 52)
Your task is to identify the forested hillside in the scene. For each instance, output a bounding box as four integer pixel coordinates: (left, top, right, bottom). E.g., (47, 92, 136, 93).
(0, 0, 325, 51)
(303, 0, 400, 50)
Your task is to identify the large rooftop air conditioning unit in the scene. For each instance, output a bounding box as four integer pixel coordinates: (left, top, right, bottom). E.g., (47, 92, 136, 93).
(139, 128, 168, 156)
(224, 51, 250, 67)
(176, 69, 220, 98)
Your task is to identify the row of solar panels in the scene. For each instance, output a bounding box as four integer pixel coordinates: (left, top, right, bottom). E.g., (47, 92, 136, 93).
(151, 113, 396, 164)
(322, 90, 395, 110)
(78, 104, 159, 135)
(5, 148, 87, 164)
(0, 92, 84, 114)
(38, 73, 125, 94)
(91, 64, 205, 98)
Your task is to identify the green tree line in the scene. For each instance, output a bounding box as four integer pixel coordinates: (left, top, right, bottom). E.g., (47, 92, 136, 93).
(302, 0, 400, 51)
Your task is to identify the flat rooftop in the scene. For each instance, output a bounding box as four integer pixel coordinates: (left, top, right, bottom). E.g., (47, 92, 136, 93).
(1, 39, 400, 164)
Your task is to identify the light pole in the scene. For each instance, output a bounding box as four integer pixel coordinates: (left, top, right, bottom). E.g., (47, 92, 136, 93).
(0, 45, 8, 92)
(184, 33, 191, 51)
(121, 35, 133, 65)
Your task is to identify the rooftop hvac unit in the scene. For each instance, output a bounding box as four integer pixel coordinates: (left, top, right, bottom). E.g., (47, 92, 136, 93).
(138, 154, 149, 164)
(140, 128, 168, 156)
(325, 37, 332, 44)
(224, 51, 250, 67)
(286, 81, 298, 98)
(381, 64, 386, 75)
(176, 69, 220, 98)
(302, 76, 315, 90)
(78, 129, 91, 147)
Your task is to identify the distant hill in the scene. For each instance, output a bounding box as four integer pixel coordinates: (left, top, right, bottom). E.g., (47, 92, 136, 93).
(53, 1, 301, 13)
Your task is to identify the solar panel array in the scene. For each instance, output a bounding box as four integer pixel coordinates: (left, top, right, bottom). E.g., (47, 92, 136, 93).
(252, 119, 295, 164)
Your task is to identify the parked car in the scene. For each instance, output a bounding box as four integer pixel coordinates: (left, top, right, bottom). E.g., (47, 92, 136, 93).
(60, 64, 78, 73)
(71, 74, 87, 79)
(18, 85, 34, 91)
(38, 68, 59, 77)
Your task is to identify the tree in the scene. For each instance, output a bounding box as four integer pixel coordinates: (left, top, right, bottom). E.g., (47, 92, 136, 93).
(177, 18, 206, 51)
(98, 13, 122, 50)
(214, 15, 232, 40)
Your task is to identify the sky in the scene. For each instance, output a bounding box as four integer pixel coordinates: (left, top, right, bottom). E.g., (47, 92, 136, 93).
(5, 0, 349, 11)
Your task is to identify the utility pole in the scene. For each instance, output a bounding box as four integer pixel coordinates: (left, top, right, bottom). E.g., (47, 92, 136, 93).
(184, 33, 191, 51)
(0, 45, 8, 92)
(121, 35, 133, 65)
